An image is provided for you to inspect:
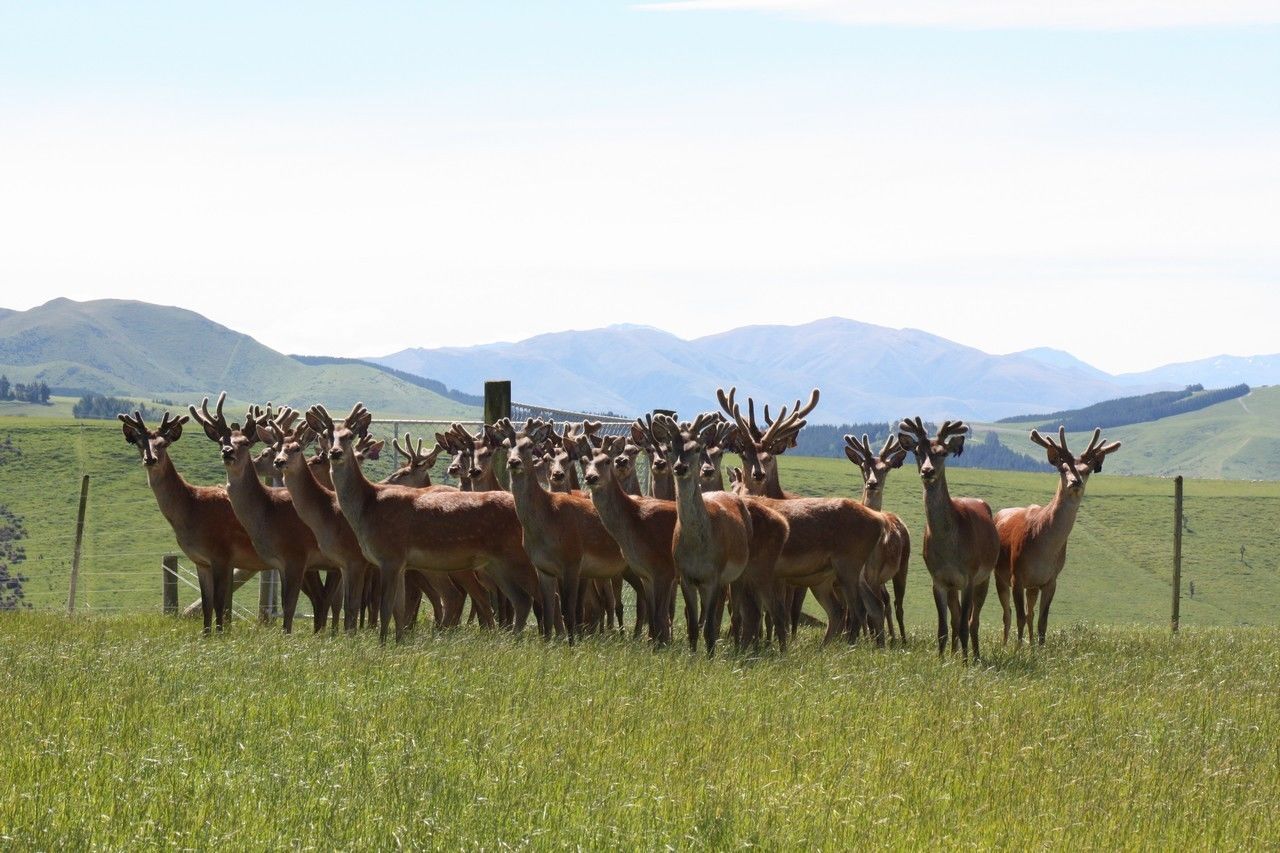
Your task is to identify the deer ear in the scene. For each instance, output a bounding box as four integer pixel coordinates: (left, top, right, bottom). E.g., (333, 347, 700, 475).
(896, 431, 917, 454)
(945, 435, 965, 457)
(843, 445, 862, 465)
(119, 416, 142, 445)
(887, 448, 908, 469)
(164, 420, 185, 442)
(365, 440, 385, 461)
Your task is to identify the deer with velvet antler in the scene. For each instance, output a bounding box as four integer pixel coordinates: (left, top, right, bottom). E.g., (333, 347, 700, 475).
(995, 426, 1121, 646)
(897, 417, 1000, 659)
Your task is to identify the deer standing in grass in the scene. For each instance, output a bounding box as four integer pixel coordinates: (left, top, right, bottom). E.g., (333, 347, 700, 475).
(187, 395, 339, 634)
(717, 387, 845, 641)
(496, 418, 629, 642)
(843, 433, 911, 643)
(652, 414, 790, 654)
(995, 427, 1120, 646)
(309, 404, 539, 643)
(577, 433, 679, 644)
(897, 418, 1000, 659)
(120, 410, 273, 632)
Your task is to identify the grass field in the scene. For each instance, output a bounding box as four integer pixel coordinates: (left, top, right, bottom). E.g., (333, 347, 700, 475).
(3, 414, 1278, 629)
(0, 615, 1276, 847)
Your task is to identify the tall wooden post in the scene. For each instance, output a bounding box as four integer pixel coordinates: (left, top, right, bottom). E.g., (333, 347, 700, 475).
(162, 555, 179, 615)
(484, 380, 511, 425)
(67, 474, 89, 614)
(485, 381, 512, 488)
(1172, 475, 1183, 634)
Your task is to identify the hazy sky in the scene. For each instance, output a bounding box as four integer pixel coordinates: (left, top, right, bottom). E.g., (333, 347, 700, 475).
(1, 2, 1276, 374)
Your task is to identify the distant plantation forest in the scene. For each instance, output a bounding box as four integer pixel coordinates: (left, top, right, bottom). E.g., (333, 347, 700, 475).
(792, 422, 1045, 473)
(999, 383, 1251, 431)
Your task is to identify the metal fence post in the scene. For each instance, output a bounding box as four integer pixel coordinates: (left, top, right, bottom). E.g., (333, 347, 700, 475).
(67, 474, 89, 614)
(1172, 475, 1183, 634)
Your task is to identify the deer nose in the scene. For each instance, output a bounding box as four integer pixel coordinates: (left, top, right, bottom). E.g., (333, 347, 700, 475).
(584, 473, 600, 486)
(468, 467, 482, 478)
(508, 457, 522, 471)
(328, 447, 344, 459)
(752, 470, 766, 481)
(700, 464, 714, 477)
(551, 470, 565, 481)
(673, 462, 689, 476)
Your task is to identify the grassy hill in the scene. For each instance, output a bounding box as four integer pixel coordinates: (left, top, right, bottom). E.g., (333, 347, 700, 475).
(0, 298, 478, 420)
(4, 414, 1277, 629)
(986, 385, 1280, 480)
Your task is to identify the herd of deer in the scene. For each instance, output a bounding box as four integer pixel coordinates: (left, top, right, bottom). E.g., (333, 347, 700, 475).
(119, 386, 1120, 659)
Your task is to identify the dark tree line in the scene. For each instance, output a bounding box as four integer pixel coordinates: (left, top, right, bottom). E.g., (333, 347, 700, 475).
(72, 394, 159, 421)
(790, 421, 1044, 473)
(0, 375, 51, 404)
(1000, 384, 1250, 432)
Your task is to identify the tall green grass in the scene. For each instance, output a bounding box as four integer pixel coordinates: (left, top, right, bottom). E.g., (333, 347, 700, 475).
(0, 616, 1276, 848)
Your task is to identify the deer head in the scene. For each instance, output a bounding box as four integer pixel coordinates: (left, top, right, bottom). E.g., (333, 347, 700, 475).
(716, 386, 819, 491)
(577, 433, 628, 492)
(545, 423, 581, 491)
(269, 421, 316, 474)
(449, 423, 501, 483)
(699, 416, 734, 488)
(188, 392, 267, 476)
(248, 403, 299, 480)
(897, 417, 967, 486)
(305, 403, 372, 475)
(843, 432, 907, 496)
(651, 412, 721, 484)
(1030, 426, 1121, 494)
(384, 432, 442, 487)
(496, 417, 552, 480)
(632, 415, 671, 478)
(119, 410, 189, 467)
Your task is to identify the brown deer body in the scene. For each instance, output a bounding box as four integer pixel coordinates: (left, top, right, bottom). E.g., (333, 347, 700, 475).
(499, 419, 629, 642)
(188, 397, 339, 634)
(898, 418, 1000, 659)
(310, 404, 538, 643)
(120, 411, 271, 632)
(995, 427, 1120, 645)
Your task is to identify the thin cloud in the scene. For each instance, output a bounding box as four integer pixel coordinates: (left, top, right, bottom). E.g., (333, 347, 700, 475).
(634, 0, 1280, 30)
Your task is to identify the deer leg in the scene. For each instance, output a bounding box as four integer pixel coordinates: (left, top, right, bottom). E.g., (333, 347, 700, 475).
(880, 586, 894, 641)
(561, 567, 582, 644)
(536, 572, 558, 641)
(969, 578, 989, 661)
(764, 583, 789, 653)
(1023, 587, 1040, 647)
(813, 581, 844, 645)
(377, 562, 405, 644)
(342, 563, 365, 634)
(678, 578, 700, 652)
(280, 570, 303, 635)
(957, 584, 976, 661)
(834, 567, 864, 646)
(947, 590, 962, 654)
(323, 570, 343, 634)
(892, 568, 907, 645)
(196, 566, 214, 634)
(788, 587, 806, 639)
(859, 575, 887, 648)
(933, 586, 949, 656)
(996, 575, 1012, 646)
(702, 582, 726, 657)
(299, 571, 326, 633)
(1037, 580, 1057, 646)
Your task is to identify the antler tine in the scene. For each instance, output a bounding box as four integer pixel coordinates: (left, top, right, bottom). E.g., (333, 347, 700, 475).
(842, 433, 867, 463)
(1082, 427, 1104, 459)
(746, 397, 762, 439)
(689, 411, 717, 439)
(1057, 425, 1071, 459)
(759, 389, 819, 450)
(393, 432, 411, 462)
(1029, 429, 1058, 451)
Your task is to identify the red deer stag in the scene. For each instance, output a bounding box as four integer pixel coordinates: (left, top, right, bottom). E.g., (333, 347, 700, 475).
(187, 395, 339, 633)
(897, 417, 1000, 659)
(651, 413, 791, 654)
(496, 418, 629, 642)
(843, 433, 911, 643)
(120, 410, 272, 632)
(995, 427, 1121, 646)
(307, 404, 539, 643)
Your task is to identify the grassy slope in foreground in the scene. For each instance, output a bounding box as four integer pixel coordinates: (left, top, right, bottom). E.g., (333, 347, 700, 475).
(984, 384, 1280, 480)
(0, 616, 1276, 847)
(4, 414, 1278, 628)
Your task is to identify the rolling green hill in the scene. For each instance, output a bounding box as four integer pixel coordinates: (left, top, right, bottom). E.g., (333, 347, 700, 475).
(3, 415, 1276, 630)
(0, 298, 478, 420)
(985, 385, 1280, 480)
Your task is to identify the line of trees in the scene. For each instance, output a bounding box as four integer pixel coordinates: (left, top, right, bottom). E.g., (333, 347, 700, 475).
(0, 375, 51, 404)
(791, 421, 1045, 473)
(999, 384, 1250, 431)
(72, 394, 159, 421)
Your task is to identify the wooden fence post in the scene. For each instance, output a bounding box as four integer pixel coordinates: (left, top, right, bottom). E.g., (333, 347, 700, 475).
(1172, 475, 1183, 634)
(484, 380, 511, 425)
(162, 555, 179, 615)
(67, 474, 89, 615)
(258, 571, 275, 622)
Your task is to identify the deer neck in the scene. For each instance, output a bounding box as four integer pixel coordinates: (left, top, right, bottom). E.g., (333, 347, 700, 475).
(589, 474, 645, 541)
(327, 455, 379, 525)
(672, 474, 713, 544)
(1036, 481, 1085, 551)
(508, 467, 555, 528)
(922, 471, 960, 535)
(651, 470, 675, 501)
(619, 468, 642, 497)
(145, 454, 199, 526)
(473, 469, 502, 492)
(283, 459, 338, 525)
(861, 484, 884, 511)
(759, 459, 786, 499)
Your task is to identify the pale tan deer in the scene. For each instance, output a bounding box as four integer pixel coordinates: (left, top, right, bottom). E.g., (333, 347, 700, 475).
(120, 410, 273, 632)
(576, 433, 679, 644)
(843, 433, 911, 643)
(651, 413, 791, 654)
(632, 415, 675, 501)
(496, 418, 629, 642)
(995, 427, 1120, 646)
(307, 403, 539, 643)
(897, 417, 1000, 659)
(187, 395, 340, 634)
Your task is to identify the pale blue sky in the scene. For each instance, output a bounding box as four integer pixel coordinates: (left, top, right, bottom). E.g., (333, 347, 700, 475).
(1, 2, 1276, 372)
